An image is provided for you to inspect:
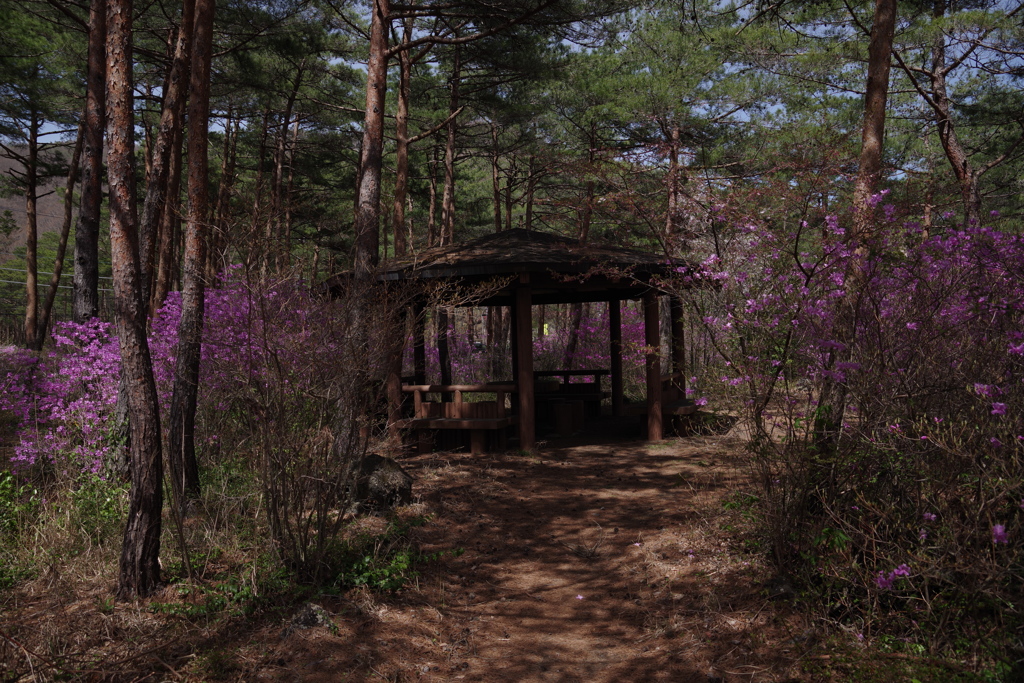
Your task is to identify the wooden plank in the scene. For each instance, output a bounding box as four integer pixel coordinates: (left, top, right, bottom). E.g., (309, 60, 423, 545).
(645, 291, 662, 441)
(397, 416, 517, 430)
(610, 298, 624, 417)
(401, 384, 517, 393)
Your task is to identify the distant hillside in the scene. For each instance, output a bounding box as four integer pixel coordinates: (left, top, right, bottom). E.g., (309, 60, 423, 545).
(0, 145, 78, 264)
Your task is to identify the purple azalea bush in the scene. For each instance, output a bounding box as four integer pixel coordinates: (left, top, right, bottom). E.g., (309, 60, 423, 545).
(670, 205, 1023, 653)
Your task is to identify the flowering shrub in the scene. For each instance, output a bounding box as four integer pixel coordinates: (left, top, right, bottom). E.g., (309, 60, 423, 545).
(672, 206, 1024, 666)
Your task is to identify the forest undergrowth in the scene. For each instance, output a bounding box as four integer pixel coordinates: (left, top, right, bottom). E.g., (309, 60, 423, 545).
(0, 205, 1022, 680)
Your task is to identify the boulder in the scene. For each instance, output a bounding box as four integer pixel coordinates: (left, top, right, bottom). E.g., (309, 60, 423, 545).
(351, 453, 413, 513)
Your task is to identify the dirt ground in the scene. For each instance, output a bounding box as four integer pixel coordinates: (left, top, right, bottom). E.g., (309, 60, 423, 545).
(1, 430, 833, 682)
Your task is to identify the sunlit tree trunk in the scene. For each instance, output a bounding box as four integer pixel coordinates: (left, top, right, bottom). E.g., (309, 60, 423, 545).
(109, 0, 164, 600)
(352, 0, 390, 279)
(440, 42, 460, 247)
(33, 124, 83, 350)
(392, 16, 413, 257)
(167, 0, 216, 506)
(72, 0, 105, 323)
(140, 0, 194, 312)
(816, 0, 896, 448)
(23, 112, 39, 349)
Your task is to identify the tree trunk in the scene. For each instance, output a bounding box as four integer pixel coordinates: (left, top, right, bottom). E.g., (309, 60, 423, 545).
(267, 67, 302, 275)
(73, 0, 106, 324)
(427, 144, 438, 247)
(207, 108, 236, 283)
(140, 0, 195, 313)
(33, 123, 84, 350)
(926, 0, 982, 227)
(440, 43, 460, 247)
(815, 0, 896, 449)
(664, 123, 681, 247)
(392, 16, 413, 257)
(851, 0, 896, 238)
(352, 0, 390, 279)
(23, 113, 39, 350)
(282, 116, 299, 269)
(108, 0, 164, 600)
(152, 118, 184, 311)
(491, 123, 502, 233)
(525, 155, 536, 231)
(167, 0, 216, 506)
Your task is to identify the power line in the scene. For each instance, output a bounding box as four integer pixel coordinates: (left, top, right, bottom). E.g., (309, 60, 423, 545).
(0, 278, 113, 292)
(0, 266, 113, 280)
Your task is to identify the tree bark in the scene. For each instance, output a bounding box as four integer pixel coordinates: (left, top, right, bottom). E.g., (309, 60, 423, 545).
(352, 0, 390, 279)
(108, 0, 164, 600)
(440, 42, 460, 247)
(927, 0, 981, 226)
(167, 0, 216, 506)
(33, 124, 84, 350)
(23, 112, 39, 349)
(152, 117, 184, 311)
(491, 123, 502, 232)
(815, 0, 896, 449)
(72, 0, 106, 323)
(392, 16, 413, 257)
(664, 123, 681, 247)
(140, 0, 195, 313)
(427, 144, 438, 247)
(851, 0, 896, 238)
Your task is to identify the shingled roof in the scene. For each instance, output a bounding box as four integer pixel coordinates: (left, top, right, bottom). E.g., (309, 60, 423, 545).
(329, 229, 693, 306)
(383, 229, 676, 279)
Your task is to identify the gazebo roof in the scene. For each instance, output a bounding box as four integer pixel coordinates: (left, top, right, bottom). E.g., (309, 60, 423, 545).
(355, 229, 690, 306)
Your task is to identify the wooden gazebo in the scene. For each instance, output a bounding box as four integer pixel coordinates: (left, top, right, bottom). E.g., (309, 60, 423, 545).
(347, 229, 695, 449)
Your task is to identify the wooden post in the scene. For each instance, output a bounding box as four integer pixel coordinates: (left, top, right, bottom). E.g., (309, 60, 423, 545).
(413, 303, 426, 385)
(386, 342, 403, 437)
(644, 291, 662, 441)
(609, 298, 624, 417)
(671, 295, 686, 397)
(510, 304, 519, 384)
(515, 277, 535, 449)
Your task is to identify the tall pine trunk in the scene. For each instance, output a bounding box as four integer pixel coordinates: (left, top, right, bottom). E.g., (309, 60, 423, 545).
(440, 42, 460, 247)
(815, 0, 896, 448)
(108, 0, 164, 600)
(392, 16, 413, 257)
(72, 0, 106, 323)
(23, 113, 39, 349)
(33, 124, 84, 350)
(167, 0, 216, 505)
(140, 0, 195, 313)
(352, 0, 389, 279)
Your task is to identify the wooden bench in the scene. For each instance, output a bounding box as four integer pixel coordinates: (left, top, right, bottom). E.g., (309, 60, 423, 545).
(398, 384, 517, 454)
(625, 372, 697, 435)
(534, 369, 611, 418)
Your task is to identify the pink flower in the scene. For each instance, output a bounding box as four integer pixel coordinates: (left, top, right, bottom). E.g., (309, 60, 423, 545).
(992, 525, 1008, 544)
(991, 403, 1006, 416)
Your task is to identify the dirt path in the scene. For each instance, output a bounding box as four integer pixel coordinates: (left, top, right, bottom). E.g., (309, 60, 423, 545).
(1, 433, 815, 682)
(256, 435, 806, 682)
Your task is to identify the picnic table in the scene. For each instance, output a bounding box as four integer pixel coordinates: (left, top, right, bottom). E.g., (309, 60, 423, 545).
(398, 384, 517, 454)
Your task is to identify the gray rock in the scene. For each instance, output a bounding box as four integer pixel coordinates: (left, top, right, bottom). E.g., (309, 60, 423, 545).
(351, 453, 413, 513)
(280, 603, 333, 639)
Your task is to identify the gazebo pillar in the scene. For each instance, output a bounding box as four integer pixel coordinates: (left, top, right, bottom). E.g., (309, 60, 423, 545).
(609, 299, 624, 417)
(644, 291, 662, 441)
(413, 303, 426, 385)
(515, 276, 535, 449)
(670, 296, 686, 397)
(386, 331, 404, 437)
